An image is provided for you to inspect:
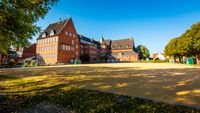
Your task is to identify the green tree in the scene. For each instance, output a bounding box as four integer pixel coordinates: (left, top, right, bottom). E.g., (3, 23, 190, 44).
(136, 45, 150, 60)
(165, 21, 200, 64)
(0, 0, 58, 54)
(165, 37, 185, 62)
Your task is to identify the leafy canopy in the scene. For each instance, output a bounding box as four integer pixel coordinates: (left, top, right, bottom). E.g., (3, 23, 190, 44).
(136, 45, 150, 60)
(0, 0, 58, 54)
(165, 22, 200, 58)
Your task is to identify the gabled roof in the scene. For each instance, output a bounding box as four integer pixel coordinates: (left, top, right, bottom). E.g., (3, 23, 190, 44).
(78, 35, 100, 46)
(101, 38, 135, 50)
(38, 18, 71, 39)
(110, 38, 134, 50)
(102, 40, 111, 45)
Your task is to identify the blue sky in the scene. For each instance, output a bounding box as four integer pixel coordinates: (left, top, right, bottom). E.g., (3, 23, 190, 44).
(33, 0, 200, 56)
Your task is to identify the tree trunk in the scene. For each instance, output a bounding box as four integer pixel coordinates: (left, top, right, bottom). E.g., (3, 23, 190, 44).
(196, 55, 200, 65)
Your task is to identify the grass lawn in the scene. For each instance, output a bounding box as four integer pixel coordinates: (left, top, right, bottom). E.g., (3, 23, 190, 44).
(0, 63, 200, 112)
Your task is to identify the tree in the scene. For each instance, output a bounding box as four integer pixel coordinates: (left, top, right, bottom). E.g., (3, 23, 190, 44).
(165, 21, 200, 64)
(136, 45, 150, 60)
(165, 37, 183, 62)
(0, 0, 58, 54)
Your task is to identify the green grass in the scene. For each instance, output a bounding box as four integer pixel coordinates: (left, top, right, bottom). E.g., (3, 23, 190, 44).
(0, 75, 200, 113)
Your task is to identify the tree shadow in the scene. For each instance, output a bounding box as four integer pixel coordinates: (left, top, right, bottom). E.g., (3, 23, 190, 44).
(1, 64, 200, 111)
(0, 84, 199, 113)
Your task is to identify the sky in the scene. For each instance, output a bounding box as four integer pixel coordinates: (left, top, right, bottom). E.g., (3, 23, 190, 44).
(33, 0, 200, 56)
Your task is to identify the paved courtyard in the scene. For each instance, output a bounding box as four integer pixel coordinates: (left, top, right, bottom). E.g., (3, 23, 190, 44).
(0, 63, 200, 107)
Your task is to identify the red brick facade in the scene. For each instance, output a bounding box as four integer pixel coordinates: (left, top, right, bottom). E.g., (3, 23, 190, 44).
(36, 18, 80, 65)
(79, 35, 100, 62)
(99, 38, 139, 62)
(36, 18, 138, 65)
(17, 44, 37, 59)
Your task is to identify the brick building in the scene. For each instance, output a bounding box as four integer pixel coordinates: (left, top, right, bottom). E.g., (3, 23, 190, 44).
(100, 37, 139, 62)
(36, 17, 138, 65)
(79, 35, 100, 62)
(36, 18, 80, 65)
(17, 44, 37, 59)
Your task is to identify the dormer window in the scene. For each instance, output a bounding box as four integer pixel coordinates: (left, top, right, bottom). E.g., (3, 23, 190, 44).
(42, 32, 47, 37)
(127, 45, 129, 48)
(50, 30, 56, 36)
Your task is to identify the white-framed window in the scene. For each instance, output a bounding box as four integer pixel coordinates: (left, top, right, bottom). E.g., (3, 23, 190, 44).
(52, 37, 55, 42)
(50, 30, 55, 36)
(48, 38, 50, 43)
(66, 45, 70, 51)
(76, 44, 78, 49)
(42, 32, 47, 37)
(73, 34, 76, 38)
(55, 37, 58, 42)
(49, 38, 51, 43)
(69, 33, 72, 37)
(62, 45, 65, 50)
(72, 40, 74, 45)
(65, 31, 68, 36)
(127, 45, 129, 48)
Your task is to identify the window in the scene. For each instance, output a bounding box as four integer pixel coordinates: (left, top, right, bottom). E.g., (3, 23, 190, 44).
(55, 37, 58, 42)
(81, 45, 83, 48)
(42, 32, 47, 37)
(72, 40, 74, 45)
(63, 45, 65, 50)
(76, 44, 78, 49)
(65, 31, 68, 36)
(68, 46, 70, 50)
(73, 34, 76, 38)
(76, 51, 78, 56)
(119, 46, 121, 49)
(127, 45, 129, 48)
(50, 30, 56, 36)
(69, 33, 72, 37)
(49, 38, 52, 43)
(52, 37, 55, 42)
